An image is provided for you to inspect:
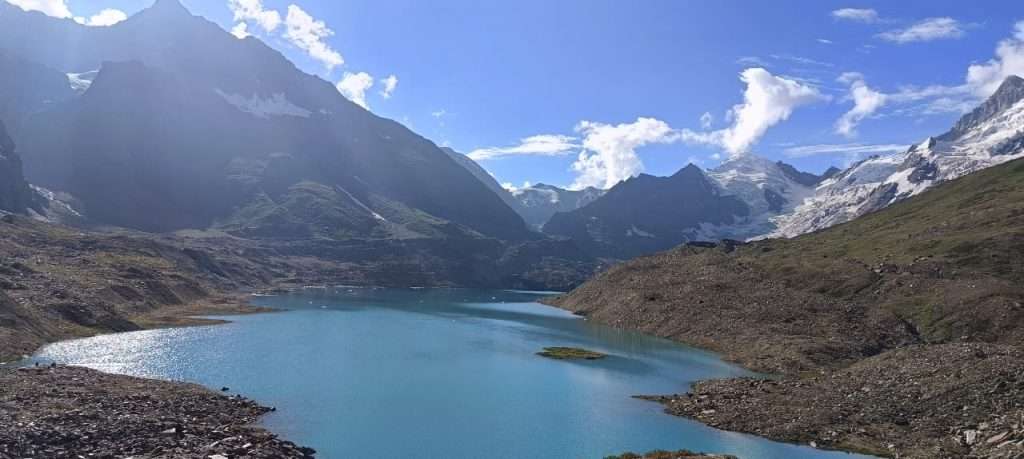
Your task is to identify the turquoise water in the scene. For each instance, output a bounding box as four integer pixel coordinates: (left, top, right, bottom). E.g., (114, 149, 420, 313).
(33, 288, 872, 459)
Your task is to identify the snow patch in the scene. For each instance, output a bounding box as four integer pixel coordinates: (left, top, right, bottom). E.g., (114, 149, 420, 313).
(67, 71, 99, 94)
(216, 90, 312, 119)
(334, 185, 387, 222)
(626, 225, 655, 238)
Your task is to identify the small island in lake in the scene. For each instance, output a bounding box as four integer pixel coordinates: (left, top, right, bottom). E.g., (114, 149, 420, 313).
(537, 347, 608, 360)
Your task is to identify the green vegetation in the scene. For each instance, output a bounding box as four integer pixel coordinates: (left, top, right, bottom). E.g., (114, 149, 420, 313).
(536, 346, 607, 360)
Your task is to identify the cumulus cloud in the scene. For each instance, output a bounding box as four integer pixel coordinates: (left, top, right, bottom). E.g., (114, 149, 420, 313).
(570, 118, 678, 189)
(379, 75, 398, 98)
(336, 72, 374, 109)
(284, 5, 344, 71)
(831, 8, 878, 23)
(878, 17, 965, 43)
(9, 0, 126, 26)
(501, 181, 533, 193)
(73, 8, 127, 26)
(966, 20, 1024, 97)
(718, 68, 827, 156)
(5, 0, 71, 18)
(227, 0, 281, 33)
(835, 73, 888, 137)
(468, 135, 579, 161)
(231, 22, 250, 39)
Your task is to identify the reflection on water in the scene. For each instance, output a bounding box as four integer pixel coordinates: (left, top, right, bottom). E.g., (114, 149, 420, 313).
(34, 287, 874, 459)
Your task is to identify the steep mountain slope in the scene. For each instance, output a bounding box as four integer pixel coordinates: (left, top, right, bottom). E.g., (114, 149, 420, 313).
(543, 165, 750, 258)
(512, 184, 604, 230)
(772, 75, 1024, 238)
(440, 147, 528, 222)
(0, 121, 42, 215)
(440, 148, 603, 230)
(1, 0, 528, 240)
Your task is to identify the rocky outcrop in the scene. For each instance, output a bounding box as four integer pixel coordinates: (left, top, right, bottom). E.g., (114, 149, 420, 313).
(0, 121, 41, 215)
(0, 365, 315, 458)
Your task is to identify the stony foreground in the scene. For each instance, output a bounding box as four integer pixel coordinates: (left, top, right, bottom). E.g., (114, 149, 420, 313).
(640, 343, 1024, 459)
(0, 366, 315, 458)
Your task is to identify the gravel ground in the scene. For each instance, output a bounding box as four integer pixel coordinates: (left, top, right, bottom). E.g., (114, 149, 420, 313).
(0, 365, 316, 458)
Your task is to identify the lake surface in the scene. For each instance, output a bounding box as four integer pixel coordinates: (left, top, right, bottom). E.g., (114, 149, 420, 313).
(32, 288, 872, 459)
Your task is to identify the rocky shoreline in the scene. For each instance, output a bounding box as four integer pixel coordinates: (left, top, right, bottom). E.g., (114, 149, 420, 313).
(0, 365, 316, 458)
(638, 343, 1024, 459)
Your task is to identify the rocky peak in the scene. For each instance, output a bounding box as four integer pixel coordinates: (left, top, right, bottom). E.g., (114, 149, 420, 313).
(775, 161, 824, 187)
(671, 163, 706, 180)
(148, 0, 190, 16)
(939, 75, 1024, 141)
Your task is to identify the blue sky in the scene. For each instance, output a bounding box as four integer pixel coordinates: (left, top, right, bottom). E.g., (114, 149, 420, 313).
(13, 0, 1024, 189)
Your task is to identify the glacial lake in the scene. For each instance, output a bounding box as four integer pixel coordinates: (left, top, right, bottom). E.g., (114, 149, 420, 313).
(31, 288, 872, 459)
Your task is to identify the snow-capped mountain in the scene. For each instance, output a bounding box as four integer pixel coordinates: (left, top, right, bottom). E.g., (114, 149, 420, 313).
(705, 155, 821, 238)
(512, 184, 604, 230)
(772, 75, 1024, 238)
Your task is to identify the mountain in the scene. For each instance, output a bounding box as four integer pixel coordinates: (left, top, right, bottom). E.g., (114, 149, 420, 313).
(0, 0, 529, 241)
(512, 184, 604, 230)
(540, 156, 830, 259)
(440, 147, 528, 222)
(0, 50, 76, 129)
(772, 75, 1024, 238)
(705, 155, 821, 236)
(543, 165, 750, 258)
(547, 156, 1024, 458)
(0, 120, 42, 215)
(439, 148, 603, 230)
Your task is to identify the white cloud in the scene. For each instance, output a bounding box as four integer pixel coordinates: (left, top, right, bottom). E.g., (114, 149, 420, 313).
(502, 181, 533, 193)
(817, 38, 834, 44)
(231, 22, 250, 39)
(570, 117, 677, 189)
(227, 0, 281, 33)
(9, 0, 126, 27)
(719, 68, 828, 156)
(336, 72, 374, 109)
(431, 109, 447, 118)
(5, 0, 71, 18)
(783, 143, 908, 158)
(468, 135, 579, 161)
(379, 75, 398, 98)
(966, 20, 1024, 98)
(700, 112, 713, 130)
(835, 73, 888, 137)
(831, 8, 878, 23)
(284, 4, 344, 71)
(878, 17, 964, 44)
(73, 8, 127, 26)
